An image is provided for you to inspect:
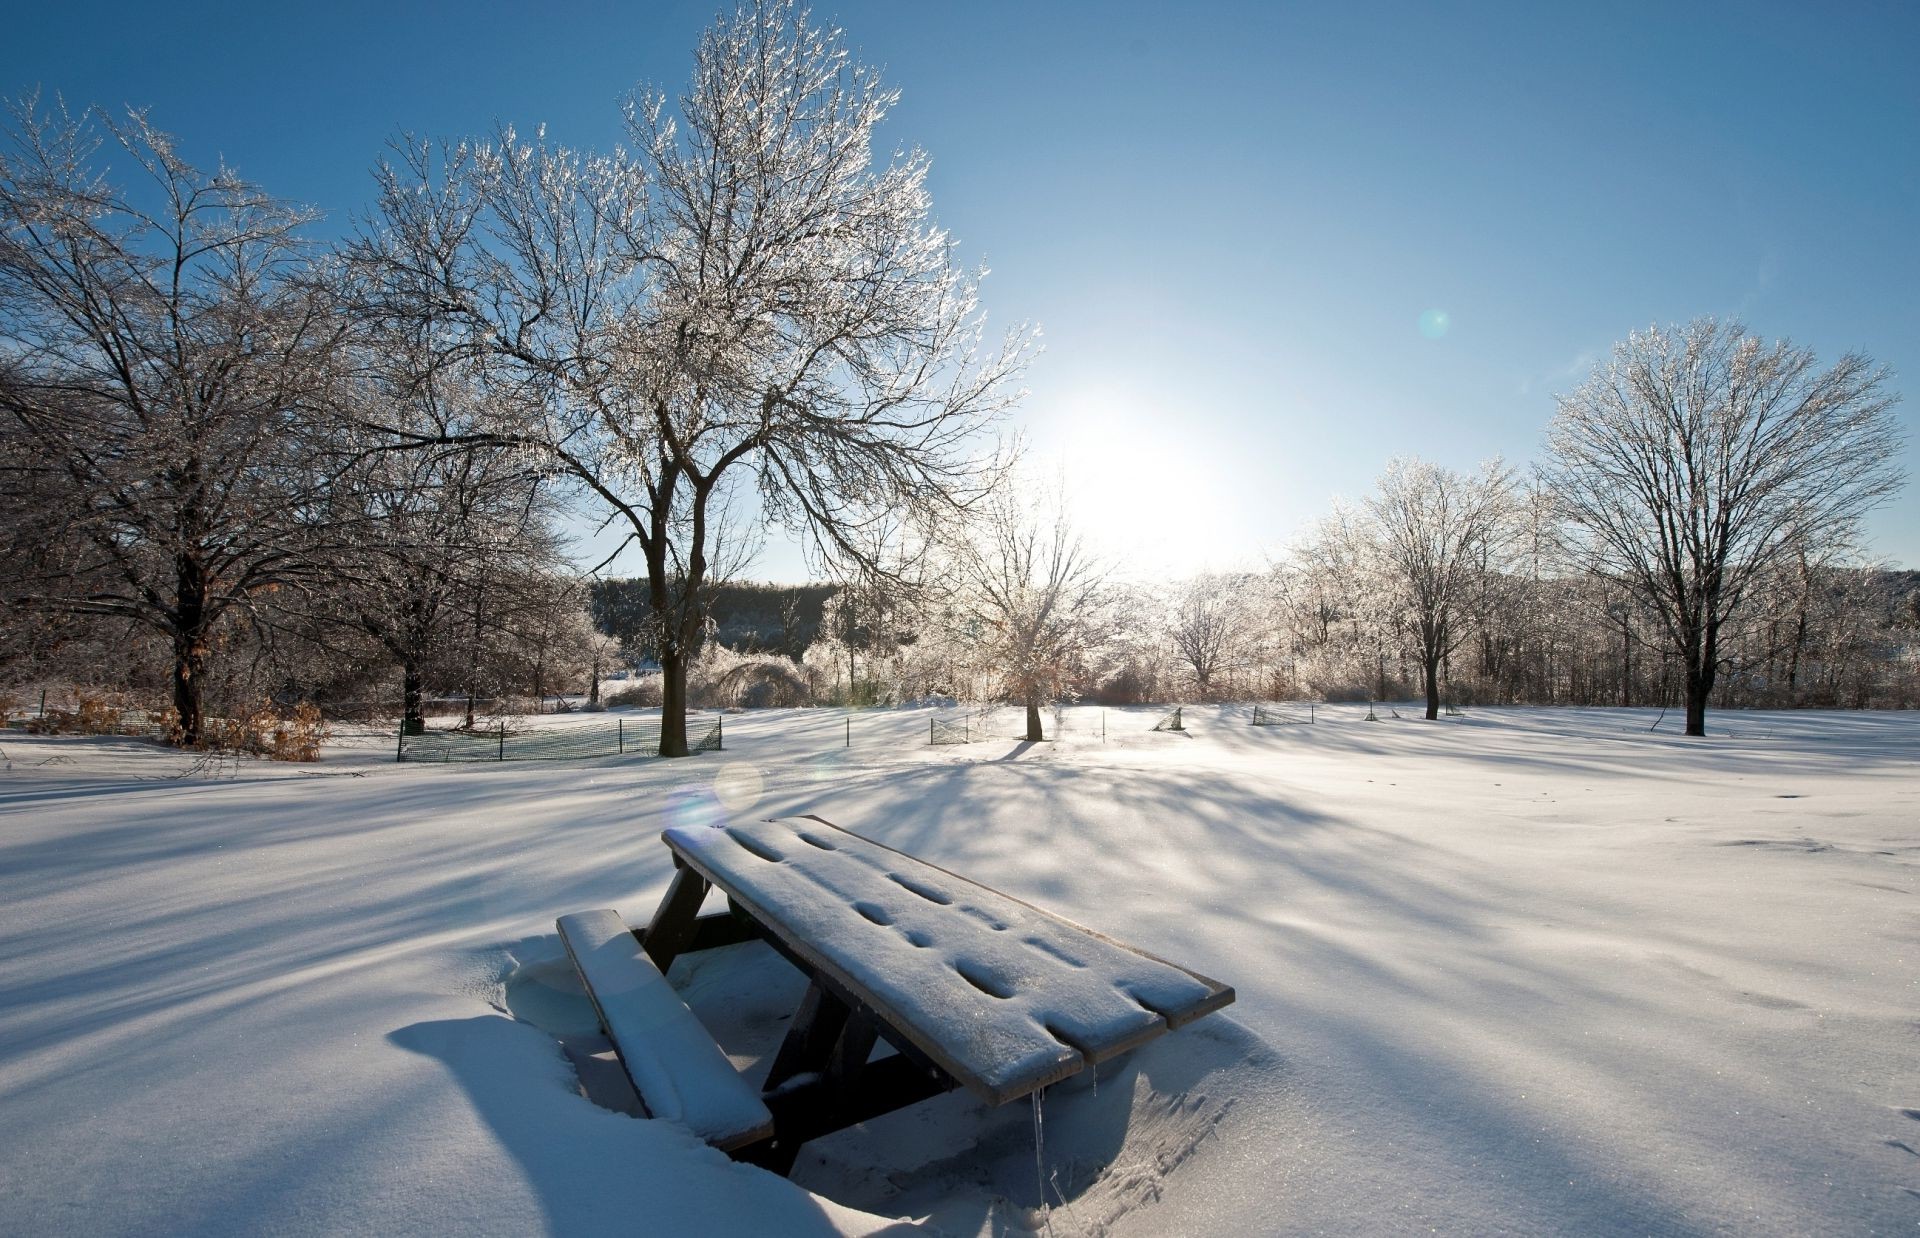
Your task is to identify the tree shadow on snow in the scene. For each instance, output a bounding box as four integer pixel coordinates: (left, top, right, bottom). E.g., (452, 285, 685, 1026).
(389, 1015, 916, 1235)
(790, 1014, 1279, 1236)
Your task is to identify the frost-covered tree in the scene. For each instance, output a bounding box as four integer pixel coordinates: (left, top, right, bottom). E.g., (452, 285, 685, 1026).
(1285, 504, 1402, 701)
(326, 370, 562, 734)
(1541, 319, 1903, 736)
(1366, 457, 1514, 719)
(348, 0, 1028, 754)
(0, 98, 347, 744)
(947, 487, 1104, 741)
(816, 573, 917, 706)
(1167, 572, 1250, 700)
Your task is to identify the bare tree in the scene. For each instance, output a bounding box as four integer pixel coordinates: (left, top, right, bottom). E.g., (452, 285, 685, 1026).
(325, 371, 563, 735)
(0, 98, 347, 744)
(347, 0, 1028, 754)
(947, 487, 1104, 741)
(1364, 457, 1514, 719)
(817, 567, 924, 706)
(1287, 503, 1401, 702)
(1167, 572, 1247, 700)
(1541, 319, 1903, 736)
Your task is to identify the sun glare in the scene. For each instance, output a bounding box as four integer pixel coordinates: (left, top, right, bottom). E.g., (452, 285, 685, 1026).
(1051, 391, 1231, 578)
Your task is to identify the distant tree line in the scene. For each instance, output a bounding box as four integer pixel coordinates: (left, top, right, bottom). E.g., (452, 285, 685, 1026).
(1, 8, 1908, 747)
(692, 561, 1915, 720)
(0, 2, 1028, 753)
(588, 580, 834, 665)
(707, 325, 1911, 737)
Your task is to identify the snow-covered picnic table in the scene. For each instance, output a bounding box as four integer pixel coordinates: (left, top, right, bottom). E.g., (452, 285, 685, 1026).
(660, 815, 1233, 1169)
(562, 814, 1235, 1174)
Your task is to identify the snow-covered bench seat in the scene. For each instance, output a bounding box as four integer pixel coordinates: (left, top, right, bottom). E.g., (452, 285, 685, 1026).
(554, 909, 774, 1152)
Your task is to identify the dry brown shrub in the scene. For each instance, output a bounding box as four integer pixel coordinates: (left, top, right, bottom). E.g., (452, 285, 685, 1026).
(604, 680, 663, 708)
(183, 701, 328, 760)
(73, 691, 126, 734)
(266, 702, 328, 762)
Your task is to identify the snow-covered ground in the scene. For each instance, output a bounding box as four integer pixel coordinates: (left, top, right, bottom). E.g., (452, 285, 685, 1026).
(0, 704, 1914, 1235)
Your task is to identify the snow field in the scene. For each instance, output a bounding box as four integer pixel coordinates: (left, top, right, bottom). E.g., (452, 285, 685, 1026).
(0, 704, 1914, 1234)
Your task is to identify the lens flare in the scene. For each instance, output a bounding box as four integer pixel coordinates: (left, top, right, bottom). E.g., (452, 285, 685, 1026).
(1419, 309, 1450, 339)
(711, 762, 764, 813)
(665, 785, 723, 831)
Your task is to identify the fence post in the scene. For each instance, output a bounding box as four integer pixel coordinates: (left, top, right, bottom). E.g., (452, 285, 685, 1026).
(716, 715, 723, 751)
(395, 726, 404, 762)
(618, 718, 624, 754)
(39, 688, 47, 719)
(846, 715, 850, 748)
(498, 721, 506, 761)
(930, 717, 935, 745)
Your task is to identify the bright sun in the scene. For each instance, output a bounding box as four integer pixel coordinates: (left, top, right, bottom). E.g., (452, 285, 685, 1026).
(1048, 389, 1234, 579)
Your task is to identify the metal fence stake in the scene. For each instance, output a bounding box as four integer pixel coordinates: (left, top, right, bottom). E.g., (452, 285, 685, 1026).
(498, 722, 505, 761)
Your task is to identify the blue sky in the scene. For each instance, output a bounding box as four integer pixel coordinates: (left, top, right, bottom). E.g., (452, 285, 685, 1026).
(7, 1, 1916, 577)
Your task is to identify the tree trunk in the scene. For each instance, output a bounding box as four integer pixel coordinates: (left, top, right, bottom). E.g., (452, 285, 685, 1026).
(1681, 614, 1723, 737)
(1786, 607, 1808, 694)
(1683, 667, 1711, 737)
(1024, 697, 1043, 742)
(1423, 653, 1440, 720)
(589, 655, 601, 707)
(466, 579, 484, 730)
(171, 554, 210, 746)
(402, 662, 425, 736)
(659, 647, 689, 757)
(171, 632, 206, 747)
(1620, 617, 1632, 707)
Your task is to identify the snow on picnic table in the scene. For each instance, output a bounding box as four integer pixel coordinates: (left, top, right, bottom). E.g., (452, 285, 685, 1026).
(0, 704, 1914, 1235)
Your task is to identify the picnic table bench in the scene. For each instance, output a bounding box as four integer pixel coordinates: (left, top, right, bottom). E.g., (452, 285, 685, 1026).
(557, 814, 1234, 1173)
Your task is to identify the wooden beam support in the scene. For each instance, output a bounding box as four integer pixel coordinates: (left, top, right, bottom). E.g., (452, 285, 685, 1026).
(761, 979, 852, 1093)
(742, 1053, 959, 1175)
(634, 909, 759, 956)
(641, 865, 711, 971)
(824, 1007, 879, 1090)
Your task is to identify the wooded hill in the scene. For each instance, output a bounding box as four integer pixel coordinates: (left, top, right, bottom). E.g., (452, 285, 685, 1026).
(588, 580, 836, 663)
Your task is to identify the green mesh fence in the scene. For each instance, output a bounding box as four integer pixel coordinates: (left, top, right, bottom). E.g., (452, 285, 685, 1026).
(1252, 703, 1315, 726)
(398, 715, 722, 762)
(5, 708, 174, 739)
(1151, 706, 1184, 732)
(929, 716, 972, 745)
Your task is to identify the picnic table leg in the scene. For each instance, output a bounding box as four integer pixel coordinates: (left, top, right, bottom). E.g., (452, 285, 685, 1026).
(641, 863, 711, 971)
(761, 978, 852, 1092)
(751, 998, 947, 1176)
(824, 1008, 879, 1089)
(752, 979, 870, 1176)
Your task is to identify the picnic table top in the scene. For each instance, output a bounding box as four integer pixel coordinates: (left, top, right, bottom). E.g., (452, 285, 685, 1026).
(662, 815, 1234, 1106)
